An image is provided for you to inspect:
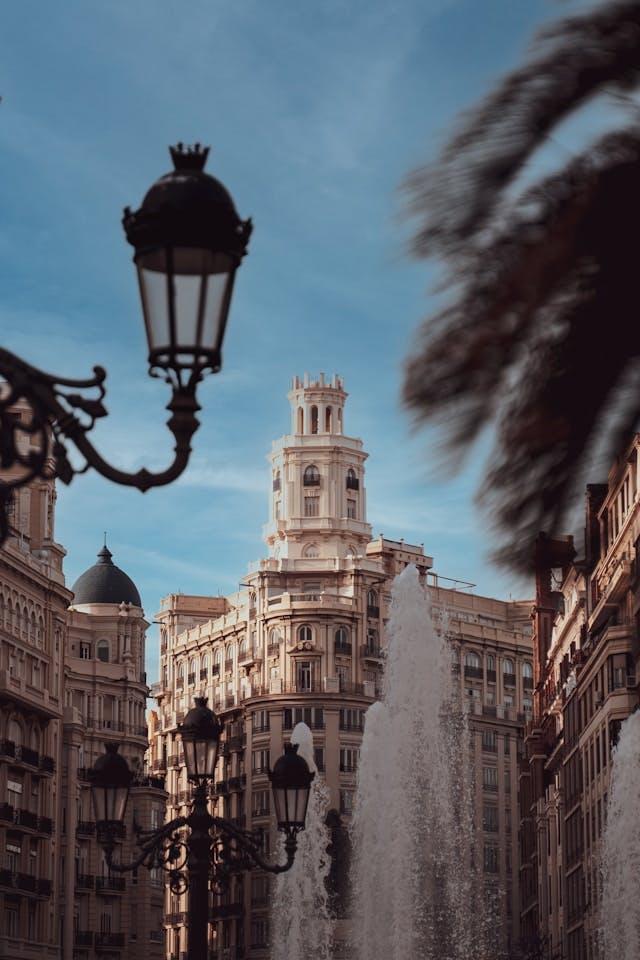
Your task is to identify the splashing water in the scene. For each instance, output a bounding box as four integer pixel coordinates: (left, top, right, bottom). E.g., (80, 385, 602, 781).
(601, 710, 640, 959)
(351, 565, 488, 960)
(270, 723, 334, 960)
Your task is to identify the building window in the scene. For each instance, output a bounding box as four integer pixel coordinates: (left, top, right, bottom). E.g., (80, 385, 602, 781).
(366, 628, 379, 656)
(314, 747, 325, 772)
(251, 919, 269, 949)
(252, 750, 270, 775)
(272, 470, 281, 492)
(304, 496, 319, 517)
(483, 845, 499, 873)
(339, 790, 354, 815)
(339, 708, 365, 732)
(252, 710, 270, 733)
(482, 729, 497, 752)
(252, 789, 270, 817)
(296, 661, 314, 691)
(4, 904, 19, 938)
(482, 766, 498, 792)
(96, 639, 109, 663)
(298, 624, 313, 646)
(367, 590, 379, 617)
(310, 406, 318, 434)
(347, 499, 356, 519)
(79, 642, 91, 660)
(335, 627, 351, 653)
(283, 706, 324, 730)
(339, 748, 359, 773)
(346, 468, 359, 490)
(483, 805, 499, 833)
(303, 465, 320, 486)
(503, 659, 516, 685)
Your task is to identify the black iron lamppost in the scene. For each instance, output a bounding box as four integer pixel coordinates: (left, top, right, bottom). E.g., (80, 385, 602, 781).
(0, 143, 252, 544)
(90, 698, 314, 960)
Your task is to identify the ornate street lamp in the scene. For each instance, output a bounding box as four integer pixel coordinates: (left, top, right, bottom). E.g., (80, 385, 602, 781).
(0, 143, 252, 544)
(90, 699, 314, 960)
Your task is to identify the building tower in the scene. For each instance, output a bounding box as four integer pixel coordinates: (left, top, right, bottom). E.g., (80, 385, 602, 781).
(62, 545, 167, 960)
(152, 373, 533, 960)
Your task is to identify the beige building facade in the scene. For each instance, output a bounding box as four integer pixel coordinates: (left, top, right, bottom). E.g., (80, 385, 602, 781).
(151, 374, 533, 960)
(1, 403, 165, 960)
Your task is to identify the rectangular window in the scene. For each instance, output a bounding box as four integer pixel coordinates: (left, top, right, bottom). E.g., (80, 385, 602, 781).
(251, 919, 269, 948)
(339, 748, 359, 773)
(347, 499, 356, 519)
(482, 766, 498, 791)
(79, 643, 91, 660)
(283, 706, 324, 729)
(296, 661, 313, 692)
(304, 496, 319, 517)
(252, 789, 270, 817)
(339, 789, 354, 815)
(481, 729, 497, 752)
(339, 708, 365, 732)
(483, 845, 499, 873)
(252, 749, 270, 775)
(482, 805, 499, 832)
(252, 710, 270, 733)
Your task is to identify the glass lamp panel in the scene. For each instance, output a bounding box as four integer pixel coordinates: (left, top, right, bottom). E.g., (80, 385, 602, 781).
(136, 249, 172, 356)
(183, 738, 197, 779)
(172, 248, 234, 365)
(111, 786, 129, 823)
(92, 785, 107, 823)
(272, 786, 286, 827)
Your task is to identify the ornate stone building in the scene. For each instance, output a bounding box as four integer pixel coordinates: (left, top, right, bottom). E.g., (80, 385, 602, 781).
(0, 401, 165, 960)
(151, 374, 533, 960)
(520, 435, 640, 960)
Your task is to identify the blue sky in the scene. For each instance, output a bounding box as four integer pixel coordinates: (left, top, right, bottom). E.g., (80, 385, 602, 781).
(1, 0, 590, 682)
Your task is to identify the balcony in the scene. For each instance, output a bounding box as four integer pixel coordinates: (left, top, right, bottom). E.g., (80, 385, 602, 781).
(96, 876, 126, 893)
(366, 604, 379, 618)
(209, 901, 244, 919)
(346, 475, 360, 491)
(17, 745, 39, 767)
(168, 754, 181, 767)
(0, 738, 16, 758)
(74, 931, 94, 947)
(224, 660, 234, 673)
(228, 775, 246, 792)
(487, 669, 497, 683)
(0, 802, 14, 822)
(15, 808, 39, 830)
(267, 643, 280, 657)
(75, 873, 95, 890)
(200, 668, 208, 681)
(334, 640, 352, 656)
(77, 820, 96, 836)
(503, 673, 516, 688)
(188, 673, 196, 686)
(39, 754, 55, 774)
(95, 932, 126, 948)
(464, 665, 484, 680)
(361, 645, 383, 661)
(152, 758, 167, 773)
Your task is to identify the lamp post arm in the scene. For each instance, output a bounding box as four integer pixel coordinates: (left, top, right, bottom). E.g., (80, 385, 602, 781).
(99, 815, 190, 874)
(212, 816, 298, 874)
(0, 346, 202, 542)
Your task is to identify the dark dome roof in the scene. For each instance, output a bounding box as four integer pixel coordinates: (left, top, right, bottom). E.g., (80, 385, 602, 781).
(71, 546, 141, 607)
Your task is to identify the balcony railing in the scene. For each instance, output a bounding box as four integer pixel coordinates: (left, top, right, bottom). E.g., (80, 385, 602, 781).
(361, 645, 382, 660)
(77, 820, 96, 836)
(200, 668, 208, 681)
(503, 673, 516, 687)
(464, 665, 484, 680)
(188, 673, 196, 686)
(39, 755, 55, 774)
(366, 604, 379, 618)
(96, 876, 126, 893)
(75, 873, 95, 890)
(334, 641, 352, 655)
(95, 932, 125, 948)
(224, 660, 234, 673)
(17, 745, 39, 767)
(74, 931, 94, 946)
(0, 738, 16, 758)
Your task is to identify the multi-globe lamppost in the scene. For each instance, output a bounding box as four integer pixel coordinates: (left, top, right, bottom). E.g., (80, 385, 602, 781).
(90, 698, 314, 960)
(0, 142, 252, 543)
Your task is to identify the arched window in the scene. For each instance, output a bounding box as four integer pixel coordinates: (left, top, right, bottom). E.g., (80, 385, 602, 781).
(503, 659, 515, 685)
(346, 468, 359, 490)
(522, 662, 534, 679)
(298, 624, 313, 646)
(335, 627, 350, 653)
(325, 407, 333, 432)
(297, 407, 304, 433)
(310, 406, 318, 434)
(303, 465, 320, 486)
(367, 590, 379, 616)
(302, 543, 319, 558)
(201, 655, 209, 681)
(486, 654, 495, 672)
(337, 408, 343, 433)
(96, 639, 109, 663)
(188, 658, 197, 684)
(213, 650, 222, 677)
(269, 627, 281, 646)
(8, 718, 22, 745)
(225, 644, 235, 669)
(464, 651, 481, 669)
(272, 469, 281, 492)
(239, 637, 249, 661)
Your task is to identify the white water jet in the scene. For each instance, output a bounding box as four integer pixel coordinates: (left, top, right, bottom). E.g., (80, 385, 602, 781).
(601, 710, 640, 959)
(270, 722, 334, 960)
(351, 564, 488, 960)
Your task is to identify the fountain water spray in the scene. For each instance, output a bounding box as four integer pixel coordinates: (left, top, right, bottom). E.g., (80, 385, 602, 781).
(601, 710, 640, 959)
(351, 564, 488, 960)
(270, 722, 334, 960)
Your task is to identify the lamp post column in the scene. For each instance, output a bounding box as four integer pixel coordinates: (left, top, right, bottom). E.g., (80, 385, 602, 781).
(187, 783, 212, 960)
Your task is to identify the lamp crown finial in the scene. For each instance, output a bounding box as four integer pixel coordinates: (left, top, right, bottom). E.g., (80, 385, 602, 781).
(169, 143, 210, 172)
